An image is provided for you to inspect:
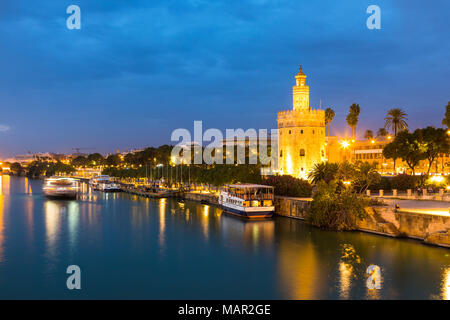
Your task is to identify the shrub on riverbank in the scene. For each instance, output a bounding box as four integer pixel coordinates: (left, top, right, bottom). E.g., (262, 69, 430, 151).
(307, 181, 368, 231)
(262, 175, 312, 197)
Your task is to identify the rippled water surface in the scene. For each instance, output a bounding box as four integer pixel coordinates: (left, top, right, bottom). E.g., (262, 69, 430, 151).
(0, 176, 448, 299)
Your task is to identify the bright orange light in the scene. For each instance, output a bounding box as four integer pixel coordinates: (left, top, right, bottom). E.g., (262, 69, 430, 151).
(371, 140, 375, 144)
(343, 181, 351, 185)
(387, 135, 392, 140)
(340, 140, 350, 149)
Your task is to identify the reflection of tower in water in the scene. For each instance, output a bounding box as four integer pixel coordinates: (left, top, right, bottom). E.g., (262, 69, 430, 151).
(276, 221, 325, 299)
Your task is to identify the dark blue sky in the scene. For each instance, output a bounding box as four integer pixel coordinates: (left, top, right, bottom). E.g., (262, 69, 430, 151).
(0, 0, 449, 157)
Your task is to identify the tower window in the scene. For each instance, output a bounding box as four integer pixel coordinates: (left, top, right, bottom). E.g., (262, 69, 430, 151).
(289, 130, 291, 134)
(321, 150, 325, 157)
(301, 130, 303, 134)
(313, 130, 315, 134)
(280, 150, 283, 157)
(300, 149, 305, 157)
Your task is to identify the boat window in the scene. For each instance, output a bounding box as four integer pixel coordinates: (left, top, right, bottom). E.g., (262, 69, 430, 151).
(300, 149, 305, 156)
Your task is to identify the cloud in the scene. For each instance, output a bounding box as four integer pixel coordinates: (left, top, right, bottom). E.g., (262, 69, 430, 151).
(0, 125, 10, 132)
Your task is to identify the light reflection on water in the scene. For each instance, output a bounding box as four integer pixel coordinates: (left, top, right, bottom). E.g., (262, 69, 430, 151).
(0, 175, 448, 299)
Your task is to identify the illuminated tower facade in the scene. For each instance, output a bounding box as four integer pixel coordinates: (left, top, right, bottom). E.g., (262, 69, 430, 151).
(277, 66, 326, 179)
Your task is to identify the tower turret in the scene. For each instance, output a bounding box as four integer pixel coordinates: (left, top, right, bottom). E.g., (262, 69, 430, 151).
(292, 66, 309, 111)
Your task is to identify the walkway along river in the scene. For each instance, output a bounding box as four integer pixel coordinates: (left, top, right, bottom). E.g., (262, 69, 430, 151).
(0, 176, 449, 299)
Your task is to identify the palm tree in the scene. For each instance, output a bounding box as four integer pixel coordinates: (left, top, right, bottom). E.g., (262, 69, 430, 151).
(384, 108, 408, 136)
(364, 130, 374, 141)
(442, 101, 450, 128)
(308, 162, 339, 184)
(347, 103, 361, 138)
(376, 128, 387, 137)
(324, 108, 335, 137)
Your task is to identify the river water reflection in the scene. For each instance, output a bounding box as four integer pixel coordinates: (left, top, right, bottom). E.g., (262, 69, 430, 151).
(0, 176, 448, 299)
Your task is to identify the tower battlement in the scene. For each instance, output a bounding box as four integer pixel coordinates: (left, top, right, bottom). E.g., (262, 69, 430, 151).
(277, 108, 325, 128)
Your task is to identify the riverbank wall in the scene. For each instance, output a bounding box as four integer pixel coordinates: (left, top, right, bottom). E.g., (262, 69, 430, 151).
(121, 186, 450, 249)
(274, 197, 450, 248)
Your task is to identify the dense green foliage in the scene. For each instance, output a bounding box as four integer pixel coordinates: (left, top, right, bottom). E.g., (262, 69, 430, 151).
(262, 175, 312, 197)
(307, 181, 368, 231)
(26, 161, 75, 178)
(308, 161, 380, 194)
(383, 127, 449, 174)
(390, 173, 416, 190)
(103, 164, 262, 186)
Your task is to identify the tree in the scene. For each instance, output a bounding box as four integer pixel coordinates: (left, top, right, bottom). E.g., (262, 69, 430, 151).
(307, 180, 368, 231)
(10, 162, 23, 175)
(387, 131, 426, 175)
(420, 126, 450, 174)
(346, 104, 360, 138)
(325, 108, 335, 137)
(353, 162, 381, 194)
(71, 156, 89, 167)
(308, 162, 339, 184)
(376, 128, 387, 138)
(105, 154, 122, 166)
(364, 130, 374, 141)
(263, 175, 312, 197)
(384, 108, 408, 136)
(442, 102, 450, 128)
(87, 153, 105, 166)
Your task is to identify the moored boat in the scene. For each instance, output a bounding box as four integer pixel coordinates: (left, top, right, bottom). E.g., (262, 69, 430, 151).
(43, 177, 78, 200)
(219, 184, 275, 219)
(89, 175, 111, 190)
(98, 181, 122, 192)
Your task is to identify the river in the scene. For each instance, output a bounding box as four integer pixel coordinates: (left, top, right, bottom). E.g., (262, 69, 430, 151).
(0, 176, 448, 299)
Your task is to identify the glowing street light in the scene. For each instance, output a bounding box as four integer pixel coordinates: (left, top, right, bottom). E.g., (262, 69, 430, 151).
(340, 140, 350, 149)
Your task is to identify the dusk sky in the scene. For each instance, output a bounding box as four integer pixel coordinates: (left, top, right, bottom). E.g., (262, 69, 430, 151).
(0, 0, 448, 158)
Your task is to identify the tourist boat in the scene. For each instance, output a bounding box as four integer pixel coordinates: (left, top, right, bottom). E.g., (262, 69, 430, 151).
(219, 184, 275, 219)
(97, 180, 122, 192)
(43, 177, 78, 200)
(89, 175, 111, 190)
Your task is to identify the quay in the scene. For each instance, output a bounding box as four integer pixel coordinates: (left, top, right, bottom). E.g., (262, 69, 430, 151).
(112, 181, 450, 249)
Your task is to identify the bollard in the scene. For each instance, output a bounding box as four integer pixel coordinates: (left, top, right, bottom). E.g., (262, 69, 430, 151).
(439, 189, 444, 196)
(379, 189, 383, 197)
(422, 189, 427, 196)
(366, 189, 371, 196)
(407, 189, 412, 197)
(393, 189, 397, 197)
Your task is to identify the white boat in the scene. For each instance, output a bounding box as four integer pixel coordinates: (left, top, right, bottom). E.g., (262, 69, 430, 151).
(219, 184, 275, 219)
(43, 177, 78, 200)
(97, 181, 122, 192)
(89, 175, 111, 190)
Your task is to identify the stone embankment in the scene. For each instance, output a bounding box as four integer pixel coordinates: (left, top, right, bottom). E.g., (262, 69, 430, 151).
(274, 197, 450, 248)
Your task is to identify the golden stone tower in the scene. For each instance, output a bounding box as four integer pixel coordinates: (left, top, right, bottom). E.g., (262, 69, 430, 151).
(277, 66, 326, 179)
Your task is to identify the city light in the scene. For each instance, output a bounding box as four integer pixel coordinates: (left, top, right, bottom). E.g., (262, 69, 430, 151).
(429, 175, 445, 183)
(340, 140, 350, 149)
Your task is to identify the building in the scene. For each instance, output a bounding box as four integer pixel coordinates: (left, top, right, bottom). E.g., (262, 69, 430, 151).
(277, 66, 326, 179)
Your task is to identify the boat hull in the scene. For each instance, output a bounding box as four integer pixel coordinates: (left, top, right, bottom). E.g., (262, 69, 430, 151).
(221, 205, 274, 219)
(44, 190, 77, 200)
